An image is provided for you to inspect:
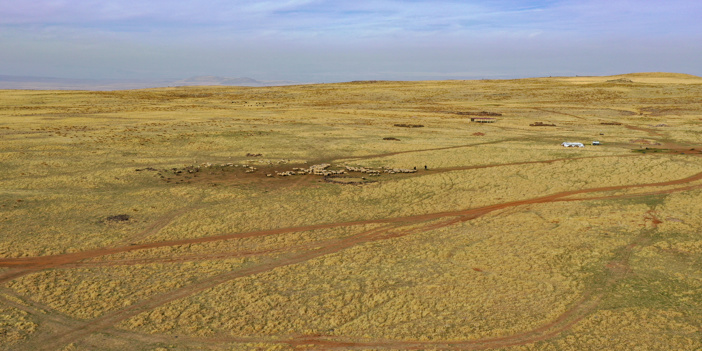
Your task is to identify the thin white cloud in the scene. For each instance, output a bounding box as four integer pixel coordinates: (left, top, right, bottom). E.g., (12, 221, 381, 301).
(1, 0, 700, 80)
(2, 0, 699, 38)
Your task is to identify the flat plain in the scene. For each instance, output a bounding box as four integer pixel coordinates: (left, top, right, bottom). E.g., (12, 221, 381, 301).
(1, 73, 701, 350)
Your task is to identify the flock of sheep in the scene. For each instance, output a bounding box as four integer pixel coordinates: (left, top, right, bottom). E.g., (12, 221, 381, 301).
(270, 164, 417, 178)
(197, 162, 258, 173)
(171, 161, 418, 180)
(272, 163, 343, 177)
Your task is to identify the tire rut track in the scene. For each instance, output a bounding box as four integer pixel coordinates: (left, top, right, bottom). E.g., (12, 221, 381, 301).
(150, 226, 651, 351)
(30, 224, 402, 350)
(5, 157, 702, 349)
(35, 218, 467, 350)
(23, 199, 681, 350)
(531, 107, 586, 120)
(337, 138, 524, 163)
(2, 169, 702, 274)
(5, 201, 692, 350)
(116, 204, 205, 246)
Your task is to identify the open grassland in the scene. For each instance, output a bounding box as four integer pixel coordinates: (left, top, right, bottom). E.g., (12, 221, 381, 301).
(1, 72, 702, 350)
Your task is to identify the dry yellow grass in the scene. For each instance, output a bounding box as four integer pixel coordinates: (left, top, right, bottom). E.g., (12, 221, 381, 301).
(0, 299, 38, 346)
(1, 73, 701, 350)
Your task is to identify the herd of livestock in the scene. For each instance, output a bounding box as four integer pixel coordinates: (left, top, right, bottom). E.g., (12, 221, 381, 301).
(164, 162, 419, 182)
(270, 163, 417, 177)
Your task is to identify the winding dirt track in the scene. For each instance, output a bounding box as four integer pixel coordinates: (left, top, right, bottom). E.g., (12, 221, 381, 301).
(531, 108, 587, 121)
(2, 164, 700, 274)
(115, 204, 205, 246)
(3, 115, 701, 350)
(6, 81, 702, 351)
(534, 107, 666, 139)
(0, 154, 637, 273)
(337, 138, 523, 162)
(5, 168, 701, 350)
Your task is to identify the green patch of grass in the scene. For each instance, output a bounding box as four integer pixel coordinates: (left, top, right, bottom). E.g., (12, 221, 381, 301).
(612, 194, 667, 208)
(649, 230, 691, 242)
(600, 270, 702, 313)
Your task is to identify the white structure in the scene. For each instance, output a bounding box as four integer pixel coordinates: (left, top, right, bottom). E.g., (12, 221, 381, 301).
(592, 141, 601, 145)
(561, 142, 584, 148)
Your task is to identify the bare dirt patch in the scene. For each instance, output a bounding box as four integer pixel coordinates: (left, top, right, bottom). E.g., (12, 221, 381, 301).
(455, 111, 502, 116)
(105, 214, 131, 222)
(323, 176, 376, 185)
(530, 122, 556, 127)
(393, 123, 424, 128)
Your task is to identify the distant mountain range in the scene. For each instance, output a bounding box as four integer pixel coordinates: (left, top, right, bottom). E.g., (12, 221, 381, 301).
(171, 76, 299, 87)
(0, 75, 301, 90)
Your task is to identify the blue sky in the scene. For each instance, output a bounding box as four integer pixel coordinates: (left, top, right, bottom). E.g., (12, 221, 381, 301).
(1, 0, 700, 82)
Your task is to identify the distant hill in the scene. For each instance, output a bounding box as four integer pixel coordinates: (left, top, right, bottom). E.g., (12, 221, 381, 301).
(552, 72, 702, 85)
(615, 72, 701, 79)
(0, 75, 301, 91)
(171, 76, 298, 87)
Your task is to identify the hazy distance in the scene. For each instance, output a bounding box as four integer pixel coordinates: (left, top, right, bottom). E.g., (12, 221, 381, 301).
(1, 0, 700, 84)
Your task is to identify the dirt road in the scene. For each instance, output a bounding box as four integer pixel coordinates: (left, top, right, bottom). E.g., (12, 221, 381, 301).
(3, 139, 701, 350)
(4, 168, 700, 350)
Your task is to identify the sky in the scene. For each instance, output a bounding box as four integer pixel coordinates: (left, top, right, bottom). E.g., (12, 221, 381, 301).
(1, 0, 700, 82)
